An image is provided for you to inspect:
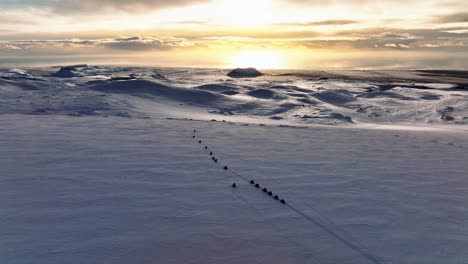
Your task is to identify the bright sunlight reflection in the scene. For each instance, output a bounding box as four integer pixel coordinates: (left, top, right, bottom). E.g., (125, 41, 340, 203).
(227, 51, 284, 69)
(213, 0, 274, 27)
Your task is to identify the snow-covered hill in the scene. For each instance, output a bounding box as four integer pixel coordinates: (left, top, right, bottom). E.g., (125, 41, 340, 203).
(1, 66, 467, 127)
(1, 66, 468, 264)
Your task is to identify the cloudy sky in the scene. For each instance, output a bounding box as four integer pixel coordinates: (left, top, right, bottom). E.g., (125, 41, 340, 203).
(1, 0, 468, 69)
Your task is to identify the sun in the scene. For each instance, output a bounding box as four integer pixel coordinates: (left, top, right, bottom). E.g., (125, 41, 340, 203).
(227, 51, 284, 69)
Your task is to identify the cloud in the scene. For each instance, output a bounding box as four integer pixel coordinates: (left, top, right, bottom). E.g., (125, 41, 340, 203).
(0, 0, 211, 14)
(282, 26, 468, 51)
(384, 43, 410, 49)
(115, 36, 142, 42)
(102, 36, 187, 50)
(0, 17, 35, 25)
(380, 33, 416, 39)
(283, 0, 415, 6)
(436, 12, 468, 23)
(0, 43, 22, 50)
(0, 36, 193, 55)
(2, 25, 468, 57)
(423, 44, 441, 48)
(175, 20, 212, 26)
(278, 19, 358, 27)
(2, 31, 468, 70)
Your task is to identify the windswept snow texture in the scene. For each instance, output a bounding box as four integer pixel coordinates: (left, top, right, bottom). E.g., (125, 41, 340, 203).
(1, 66, 468, 264)
(0, 66, 467, 126)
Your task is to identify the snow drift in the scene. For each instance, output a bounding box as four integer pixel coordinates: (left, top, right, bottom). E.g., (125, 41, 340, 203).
(1, 66, 468, 264)
(89, 79, 221, 104)
(0, 66, 467, 126)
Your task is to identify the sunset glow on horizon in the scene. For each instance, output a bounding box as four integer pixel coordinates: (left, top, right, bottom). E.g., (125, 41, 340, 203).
(227, 51, 284, 69)
(1, 0, 468, 69)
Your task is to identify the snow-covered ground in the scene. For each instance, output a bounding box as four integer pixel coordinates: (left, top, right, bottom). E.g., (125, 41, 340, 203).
(1, 66, 468, 263)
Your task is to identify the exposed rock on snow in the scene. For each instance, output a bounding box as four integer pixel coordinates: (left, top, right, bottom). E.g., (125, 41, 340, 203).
(152, 72, 168, 80)
(436, 106, 455, 114)
(63, 64, 88, 69)
(52, 67, 78, 78)
(111, 76, 137, 81)
(440, 114, 455, 121)
(227, 67, 263, 78)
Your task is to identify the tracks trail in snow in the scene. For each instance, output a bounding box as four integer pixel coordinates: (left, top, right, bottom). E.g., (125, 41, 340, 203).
(190, 129, 384, 264)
